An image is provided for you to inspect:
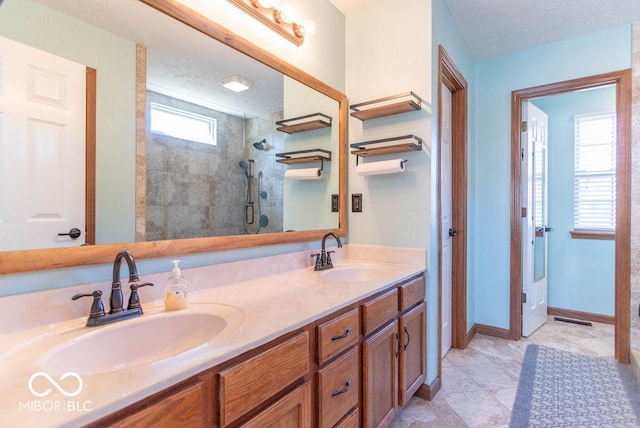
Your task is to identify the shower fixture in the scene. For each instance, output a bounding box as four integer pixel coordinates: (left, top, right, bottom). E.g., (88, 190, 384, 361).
(253, 139, 267, 151)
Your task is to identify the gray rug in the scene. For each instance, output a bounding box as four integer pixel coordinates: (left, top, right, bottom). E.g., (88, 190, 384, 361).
(510, 345, 640, 427)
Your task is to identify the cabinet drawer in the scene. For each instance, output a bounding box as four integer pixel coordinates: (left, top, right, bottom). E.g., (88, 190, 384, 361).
(362, 288, 398, 335)
(335, 408, 359, 428)
(317, 308, 360, 365)
(317, 347, 359, 428)
(218, 331, 309, 426)
(242, 382, 311, 428)
(399, 276, 425, 312)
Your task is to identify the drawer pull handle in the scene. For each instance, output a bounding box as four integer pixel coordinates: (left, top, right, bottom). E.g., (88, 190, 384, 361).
(331, 379, 352, 397)
(331, 327, 352, 341)
(404, 326, 411, 350)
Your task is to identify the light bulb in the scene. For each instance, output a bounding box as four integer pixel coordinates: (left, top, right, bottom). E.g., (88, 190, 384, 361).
(256, 0, 274, 8)
(279, 4, 297, 24)
(300, 19, 316, 37)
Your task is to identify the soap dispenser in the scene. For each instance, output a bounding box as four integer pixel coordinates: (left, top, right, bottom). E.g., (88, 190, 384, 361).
(164, 259, 188, 311)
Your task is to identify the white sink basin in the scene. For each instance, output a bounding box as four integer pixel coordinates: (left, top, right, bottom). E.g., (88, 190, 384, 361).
(40, 305, 243, 376)
(321, 265, 386, 282)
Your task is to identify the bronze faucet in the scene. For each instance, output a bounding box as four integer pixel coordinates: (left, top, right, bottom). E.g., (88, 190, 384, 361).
(72, 250, 153, 327)
(312, 232, 343, 271)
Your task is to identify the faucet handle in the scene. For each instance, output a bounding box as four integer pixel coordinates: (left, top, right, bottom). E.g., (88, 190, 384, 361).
(127, 282, 154, 312)
(72, 290, 105, 319)
(311, 253, 322, 271)
(326, 251, 335, 268)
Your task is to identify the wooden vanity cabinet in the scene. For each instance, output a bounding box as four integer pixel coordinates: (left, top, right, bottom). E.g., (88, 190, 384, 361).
(362, 275, 426, 428)
(218, 331, 311, 427)
(92, 372, 215, 428)
(241, 382, 311, 428)
(89, 274, 425, 428)
(316, 307, 361, 428)
(399, 303, 426, 406)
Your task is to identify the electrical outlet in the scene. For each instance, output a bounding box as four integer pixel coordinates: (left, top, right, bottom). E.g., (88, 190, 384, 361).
(352, 193, 362, 212)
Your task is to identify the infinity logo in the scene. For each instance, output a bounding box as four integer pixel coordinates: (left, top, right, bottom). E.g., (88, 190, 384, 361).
(28, 372, 83, 398)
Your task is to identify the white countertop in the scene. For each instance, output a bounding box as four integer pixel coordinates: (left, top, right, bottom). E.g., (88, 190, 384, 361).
(0, 253, 425, 427)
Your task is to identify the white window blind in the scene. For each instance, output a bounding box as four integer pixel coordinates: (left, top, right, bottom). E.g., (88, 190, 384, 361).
(150, 103, 216, 145)
(573, 112, 616, 230)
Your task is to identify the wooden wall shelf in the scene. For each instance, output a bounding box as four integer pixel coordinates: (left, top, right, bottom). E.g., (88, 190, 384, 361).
(276, 113, 332, 134)
(276, 149, 331, 165)
(350, 135, 422, 159)
(350, 92, 424, 121)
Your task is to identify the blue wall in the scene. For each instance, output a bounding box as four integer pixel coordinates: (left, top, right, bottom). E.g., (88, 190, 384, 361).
(474, 26, 630, 328)
(532, 87, 616, 316)
(431, 0, 477, 331)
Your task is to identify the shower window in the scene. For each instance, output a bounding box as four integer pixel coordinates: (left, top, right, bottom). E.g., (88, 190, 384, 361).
(150, 102, 217, 145)
(573, 111, 616, 233)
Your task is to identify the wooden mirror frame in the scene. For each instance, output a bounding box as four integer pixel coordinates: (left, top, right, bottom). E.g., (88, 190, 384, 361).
(0, 0, 347, 275)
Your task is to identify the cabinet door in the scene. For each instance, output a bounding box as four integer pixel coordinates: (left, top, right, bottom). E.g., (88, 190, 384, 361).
(242, 382, 311, 428)
(363, 319, 399, 428)
(110, 381, 206, 428)
(399, 303, 426, 406)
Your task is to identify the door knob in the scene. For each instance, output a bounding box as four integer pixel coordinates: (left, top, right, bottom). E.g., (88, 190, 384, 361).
(58, 228, 82, 239)
(448, 228, 458, 237)
(544, 226, 553, 232)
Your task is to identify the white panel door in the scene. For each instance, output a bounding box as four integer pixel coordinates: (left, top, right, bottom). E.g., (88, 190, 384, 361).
(522, 101, 549, 337)
(441, 83, 453, 357)
(0, 35, 86, 250)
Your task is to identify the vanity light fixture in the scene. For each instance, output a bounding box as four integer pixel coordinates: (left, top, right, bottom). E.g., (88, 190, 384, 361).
(227, 0, 316, 46)
(220, 76, 253, 92)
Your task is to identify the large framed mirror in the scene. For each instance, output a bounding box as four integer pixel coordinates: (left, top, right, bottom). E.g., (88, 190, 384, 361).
(0, 0, 347, 274)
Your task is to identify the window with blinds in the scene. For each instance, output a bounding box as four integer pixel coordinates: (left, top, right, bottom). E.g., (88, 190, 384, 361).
(573, 112, 616, 231)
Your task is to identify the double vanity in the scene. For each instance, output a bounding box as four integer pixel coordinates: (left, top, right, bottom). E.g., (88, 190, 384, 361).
(0, 245, 426, 427)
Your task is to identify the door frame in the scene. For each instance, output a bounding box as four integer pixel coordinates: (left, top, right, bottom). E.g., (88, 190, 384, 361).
(509, 70, 631, 363)
(85, 67, 96, 245)
(437, 46, 468, 370)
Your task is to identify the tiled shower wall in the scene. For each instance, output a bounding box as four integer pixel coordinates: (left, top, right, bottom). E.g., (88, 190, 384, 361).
(145, 92, 283, 240)
(631, 23, 640, 377)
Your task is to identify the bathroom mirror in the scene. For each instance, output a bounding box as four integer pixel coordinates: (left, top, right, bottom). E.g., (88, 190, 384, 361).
(0, 0, 347, 274)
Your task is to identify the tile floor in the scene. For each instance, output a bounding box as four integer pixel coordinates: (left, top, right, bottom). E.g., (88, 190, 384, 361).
(391, 315, 615, 427)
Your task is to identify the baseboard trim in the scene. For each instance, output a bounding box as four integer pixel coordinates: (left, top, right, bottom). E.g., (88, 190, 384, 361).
(415, 376, 441, 401)
(547, 307, 614, 325)
(465, 324, 477, 346)
(467, 323, 511, 341)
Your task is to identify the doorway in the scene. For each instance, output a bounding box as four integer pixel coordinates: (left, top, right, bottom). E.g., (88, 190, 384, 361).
(437, 46, 468, 371)
(510, 70, 631, 363)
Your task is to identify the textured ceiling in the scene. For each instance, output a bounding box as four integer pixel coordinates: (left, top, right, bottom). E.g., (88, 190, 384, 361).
(443, 0, 640, 59)
(330, 0, 640, 60)
(33, 0, 283, 119)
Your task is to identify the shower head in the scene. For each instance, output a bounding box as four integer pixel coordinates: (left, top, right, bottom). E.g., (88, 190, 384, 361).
(253, 139, 267, 151)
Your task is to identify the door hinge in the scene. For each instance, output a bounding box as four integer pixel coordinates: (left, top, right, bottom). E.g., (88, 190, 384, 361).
(521, 121, 528, 132)
(521, 207, 527, 218)
(521, 147, 524, 160)
(521, 292, 527, 303)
